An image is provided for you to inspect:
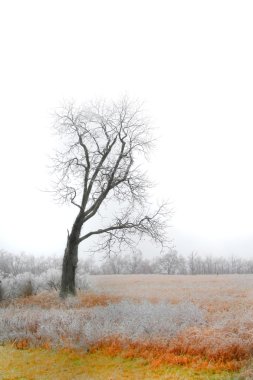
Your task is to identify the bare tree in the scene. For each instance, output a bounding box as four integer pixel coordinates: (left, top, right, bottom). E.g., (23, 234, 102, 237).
(125, 250, 143, 274)
(101, 254, 127, 274)
(159, 249, 182, 274)
(51, 98, 169, 297)
(188, 251, 199, 275)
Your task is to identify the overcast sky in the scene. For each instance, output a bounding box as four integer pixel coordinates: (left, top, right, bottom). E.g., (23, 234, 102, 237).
(0, 0, 253, 258)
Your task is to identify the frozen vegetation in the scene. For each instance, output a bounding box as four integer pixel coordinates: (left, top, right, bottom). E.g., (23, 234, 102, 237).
(0, 301, 204, 348)
(0, 269, 89, 300)
(0, 251, 89, 300)
(1, 250, 253, 369)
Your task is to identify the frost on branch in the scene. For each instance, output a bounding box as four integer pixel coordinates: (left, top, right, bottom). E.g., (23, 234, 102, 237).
(51, 98, 170, 296)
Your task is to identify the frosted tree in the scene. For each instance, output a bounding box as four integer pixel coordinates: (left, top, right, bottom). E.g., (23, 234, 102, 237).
(51, 98, 169, 297)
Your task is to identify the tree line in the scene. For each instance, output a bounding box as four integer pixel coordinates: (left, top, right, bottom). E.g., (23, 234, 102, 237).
(1, 249, 253, 277)
(86, 250, 253, 275)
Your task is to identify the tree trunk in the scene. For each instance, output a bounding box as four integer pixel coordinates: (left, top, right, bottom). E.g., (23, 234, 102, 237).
(60, 215, 83, 298)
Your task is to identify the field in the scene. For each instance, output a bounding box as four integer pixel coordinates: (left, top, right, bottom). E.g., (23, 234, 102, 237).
(1, 274, 253, 379)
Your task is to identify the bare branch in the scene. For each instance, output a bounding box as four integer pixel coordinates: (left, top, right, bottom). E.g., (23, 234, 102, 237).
(50, 97, 171, 296)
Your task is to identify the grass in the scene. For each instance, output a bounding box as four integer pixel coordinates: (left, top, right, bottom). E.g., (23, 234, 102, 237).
(0, 345, 239, 380)
(2, 275, 253, 378)
(1, 291, 122, 309)
(90, 338, 244, 371)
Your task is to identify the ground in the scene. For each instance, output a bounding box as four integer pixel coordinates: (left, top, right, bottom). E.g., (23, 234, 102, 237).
(1, 274, 253, 379)
(0, 345, 239, 379)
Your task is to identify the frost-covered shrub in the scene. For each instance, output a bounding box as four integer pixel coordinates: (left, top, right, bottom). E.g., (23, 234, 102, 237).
(35, 269, 90, 292)
(22, 279, 33, 297)
(83, 301, 204, 343)
(0, 269, 90, 300)
(36, 269, 62, 291)
(1, 272, 36, 299)
(36, 268, 90, 290)
(0, 301, 204, 347)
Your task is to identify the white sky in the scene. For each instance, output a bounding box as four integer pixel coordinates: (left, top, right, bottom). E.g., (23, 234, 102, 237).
(0, 0, 253, 258)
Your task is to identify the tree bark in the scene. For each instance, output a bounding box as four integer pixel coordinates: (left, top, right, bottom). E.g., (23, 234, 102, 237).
(60, 214, 83, 298)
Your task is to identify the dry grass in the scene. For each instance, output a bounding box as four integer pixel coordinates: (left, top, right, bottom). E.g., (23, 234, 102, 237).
(1, 274, 253, 377)
(90, 338, 243, 372)
(90, 274, 253, 306)
(0, 344, 238, 379)
(90, 274, 253, 324)
(6, 274, 253, 316)
(1, 290, 122, 309)
(88, 274, 253, 368)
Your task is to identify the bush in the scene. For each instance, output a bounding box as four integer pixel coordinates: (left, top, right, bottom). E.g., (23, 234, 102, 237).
(36, 269, 62, 291)
(83, 301, 204, 343)
(0, 301, 204, 347)
(22, 279, 34, 297)
(1, 273, 36, 299)
(1, 269, 90, 300)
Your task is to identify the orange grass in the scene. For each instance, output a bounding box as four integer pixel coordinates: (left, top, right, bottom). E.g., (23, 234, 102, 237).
(11, 326, 249, 372)
(170, 327, 252, 362)
(3, 274, 253, 375)
(90, 338, 245, 372)
(2, 290, 122, 309)
(0, 345, 237, 380)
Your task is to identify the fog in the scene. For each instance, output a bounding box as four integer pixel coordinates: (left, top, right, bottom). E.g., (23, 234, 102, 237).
(0, 0, 253, 259)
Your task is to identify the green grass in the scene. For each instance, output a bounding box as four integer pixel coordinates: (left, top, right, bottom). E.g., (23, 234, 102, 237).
(0, 345, 242, 380)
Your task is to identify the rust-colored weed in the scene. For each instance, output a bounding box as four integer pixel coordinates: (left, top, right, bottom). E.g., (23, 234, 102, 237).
(14, 339, 29, 350)
(2, 291, 122, 309)
(90, 338, 245, 371)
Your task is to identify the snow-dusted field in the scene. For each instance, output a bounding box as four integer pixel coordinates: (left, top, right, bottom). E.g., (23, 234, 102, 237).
(88, 274, 253, 363)
(90, 274, 253, 316)
(1, 274, 253, 369)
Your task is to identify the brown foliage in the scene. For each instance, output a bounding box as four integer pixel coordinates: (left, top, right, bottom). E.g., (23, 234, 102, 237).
(2, 291, 122, 309)
(90, 338, 244, 371)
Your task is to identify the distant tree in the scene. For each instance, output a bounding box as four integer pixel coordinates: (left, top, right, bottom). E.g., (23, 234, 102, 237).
(51, 98, 169, 297)
(137, 257, 154, 274)
(188, 251, 199, 275)
(101, 254, 127, 274)
(79, 257, 99, 275)
(125, 250, 143, 274)
(177, 254, 187, 274)
(160, 249, 179, 274)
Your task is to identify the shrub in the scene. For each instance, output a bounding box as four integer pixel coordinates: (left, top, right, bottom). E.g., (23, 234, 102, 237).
(1, 273, 36, 299)
(1, 269, 90, 300)
(0, 268, 90, 299)
(83, 301, 204, 343)
(36, 269, 62, 291)
(22, 279, 34, 297)
(0, 301, 204, 348)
